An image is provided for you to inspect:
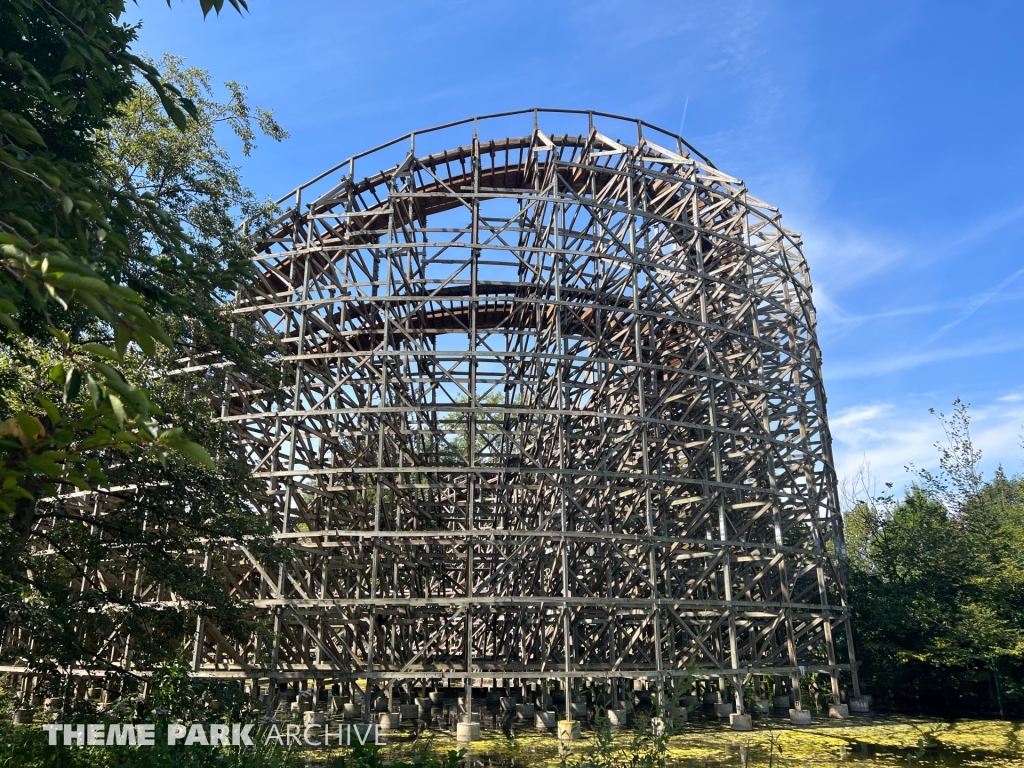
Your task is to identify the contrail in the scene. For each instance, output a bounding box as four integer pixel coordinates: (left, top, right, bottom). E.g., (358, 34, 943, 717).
(679, 95, 689, 136)
(928, 264, 1024, 343)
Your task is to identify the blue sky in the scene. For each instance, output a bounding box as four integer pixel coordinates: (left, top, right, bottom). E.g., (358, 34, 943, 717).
(128, 1, 1024, 492)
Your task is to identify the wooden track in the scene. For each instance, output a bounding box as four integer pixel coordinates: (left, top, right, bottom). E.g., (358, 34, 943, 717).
(3, 110, 860, 715)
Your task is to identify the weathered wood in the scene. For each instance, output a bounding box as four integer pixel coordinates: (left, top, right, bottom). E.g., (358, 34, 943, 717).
(4, 110, 858, 702)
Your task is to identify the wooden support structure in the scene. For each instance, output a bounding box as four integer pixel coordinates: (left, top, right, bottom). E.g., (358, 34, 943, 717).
(1, 110, 859, 704)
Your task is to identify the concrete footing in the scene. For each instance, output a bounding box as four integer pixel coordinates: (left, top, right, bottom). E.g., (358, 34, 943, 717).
(774, 694, 791, 709)
(668, 706, 687, 723)
(753, 699, 770, 715)
(730, 713, 753, 731)
(789, 708, 812, 726)
(849, 698, 871, 713)
(303, 711, 325, 726)
(342, 702, 360, 718)
(571, 701, 588, 719)
(651, 717, 667, 736)
(607, 708, 627, 726)
(399, 704, 419, 720)
(829, 703, 849, 719)
(428, 691, 444, 706)
(378, 712, 401, 729)
(456, 721, 480, 741)
(535, 711, 557, 728)
(515, 703, 535, 720)
(11, 709, 33, 725)
(557, 720, 581, 740)
(714, 702, 734, 717)
(415, 697, 431, 711)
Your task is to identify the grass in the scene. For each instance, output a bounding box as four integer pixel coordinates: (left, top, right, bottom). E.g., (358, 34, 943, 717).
(3, 710, 1022, 767)
(376, 714, 1024, 767)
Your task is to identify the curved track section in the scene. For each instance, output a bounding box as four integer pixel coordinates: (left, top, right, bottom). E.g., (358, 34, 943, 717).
(201, 110, 858, 707)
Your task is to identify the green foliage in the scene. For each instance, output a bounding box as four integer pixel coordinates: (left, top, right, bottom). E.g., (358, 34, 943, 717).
(97, 51, 286, 373)
(0, 720, 289, 768)
(144, 657, 262, 727)
(845, 403, 1024, 715)
(3, 0, 206, 425)
(558, 714, 620, 768)
(558, 711, 673, 768)
(438, 392, 512, 465)
(330, 743, 465, 768)
(659, 672, 694, 712)
(0, 689, 466, 768)
(0, 339, 282, 681)
(0, 1, 284, 515)
(0, 665, 287, 767)
(909, 399, 983, 517)
(0, 0, 285, 681)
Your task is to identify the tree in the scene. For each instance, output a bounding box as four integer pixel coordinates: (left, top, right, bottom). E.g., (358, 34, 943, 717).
(438, 393, 507, 466)
(907, 398, 983, 517)
(0, 0, 259, 515)
(845, 402, 1024, 715)
(838, 460, 891, 572)
(0, 0, 286, 686)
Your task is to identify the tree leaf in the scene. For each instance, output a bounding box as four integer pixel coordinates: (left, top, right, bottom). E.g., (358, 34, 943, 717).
(64, 367, 82, 402)
(81, 343, 121, 362)
(108, 394, 127, 427)
(0, 313, 20, 333)
(133, 328, 156, 357)
(114, 321, 131, 359)
(37, 396, 62, 428)
(16, 412, 45, 443)
(85, 373, 102, 408)
(164, 438, 214, 468)
(157, 427, 184, 442)
(148, 74, 191, 131)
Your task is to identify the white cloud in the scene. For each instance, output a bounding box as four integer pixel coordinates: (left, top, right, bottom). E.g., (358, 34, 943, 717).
(802, 222, 909, 296)
(829, 404, 892, 431)
(944, 203, 1024, 253)
(826, 336, 1024, 380)
(800, 205, 1024, 350)
(831, 399, 1024, 494)
(831, 403, 936, 488)
(927, 265, 1024, 343)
